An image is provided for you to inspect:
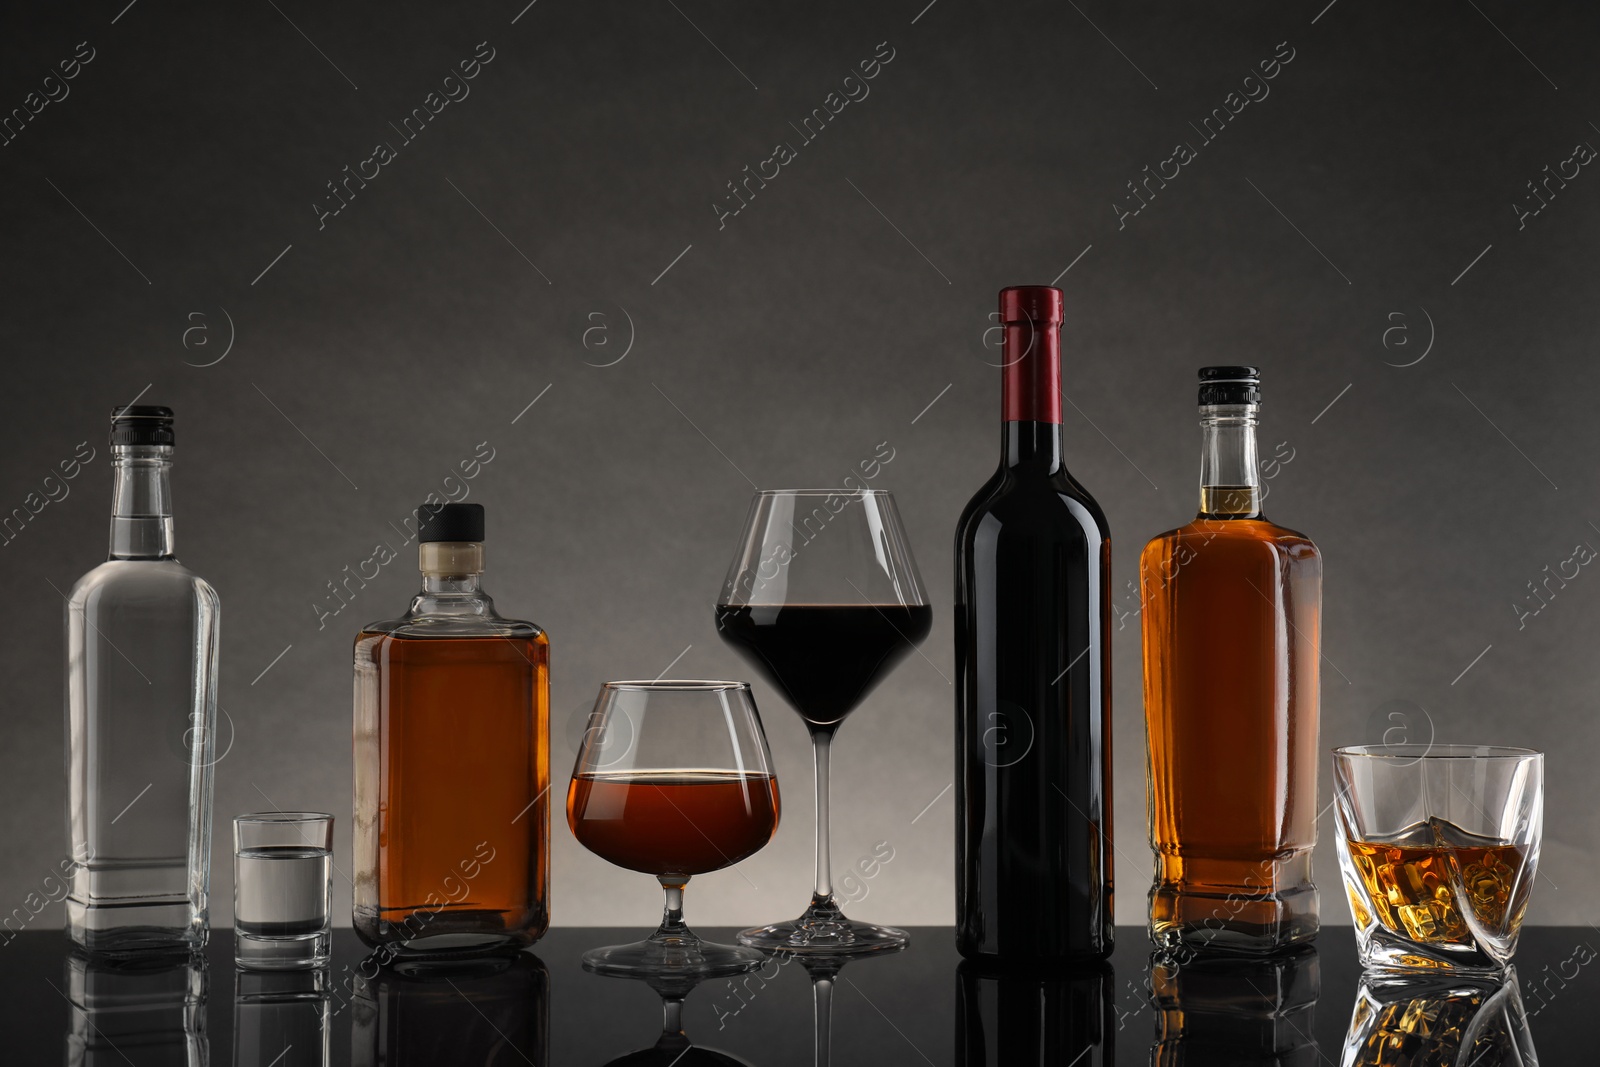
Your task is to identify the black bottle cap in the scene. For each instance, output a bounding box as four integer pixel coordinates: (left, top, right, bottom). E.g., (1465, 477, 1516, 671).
(110, 405, 175, 446)
(1198, 366, 1260, 405)
(417, 502, 485, 543)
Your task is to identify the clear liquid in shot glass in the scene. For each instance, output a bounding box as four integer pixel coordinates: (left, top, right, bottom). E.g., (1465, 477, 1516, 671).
(236, 846, 332, 937)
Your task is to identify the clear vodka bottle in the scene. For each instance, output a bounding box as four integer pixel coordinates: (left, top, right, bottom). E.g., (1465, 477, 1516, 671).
(66, 405, 220, 954)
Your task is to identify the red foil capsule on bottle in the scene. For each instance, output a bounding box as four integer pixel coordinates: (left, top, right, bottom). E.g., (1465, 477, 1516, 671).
(999, 285, 1064, 425)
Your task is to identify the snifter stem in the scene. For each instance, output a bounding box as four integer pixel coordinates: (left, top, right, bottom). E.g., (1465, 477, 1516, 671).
(653, 878, 691, 942)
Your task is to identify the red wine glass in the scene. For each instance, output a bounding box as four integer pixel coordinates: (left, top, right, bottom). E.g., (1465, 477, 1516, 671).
(715, 489, 931, 955)
(568, 680, 780, 977)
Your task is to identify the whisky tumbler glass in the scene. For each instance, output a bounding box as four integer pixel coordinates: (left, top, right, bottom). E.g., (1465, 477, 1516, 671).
(1333, 746, 1542, 974)
(234, 813, 334, 970)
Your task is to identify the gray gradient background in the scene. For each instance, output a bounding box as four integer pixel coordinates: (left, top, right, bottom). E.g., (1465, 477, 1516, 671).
(3, 0, 1596, 933)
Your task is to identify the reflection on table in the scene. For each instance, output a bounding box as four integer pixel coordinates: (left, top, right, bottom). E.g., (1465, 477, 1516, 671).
(795, 951, 892, 1067)
(30, 926, 1589, 1064)
(234, 968, 330, 1067)
(1149, 946, 1321, 1065)
(65, 949, 207, 1067)
(1341, 970, 1538, 1066)
(351, 952, 548, 1066)
(956, 959, 1114, 1066)
(595, 968, 757, 1067)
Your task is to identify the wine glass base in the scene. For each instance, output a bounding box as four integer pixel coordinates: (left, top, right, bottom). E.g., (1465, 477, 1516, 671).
(582, 935, 766, 979)
(737, 915, 909, 956)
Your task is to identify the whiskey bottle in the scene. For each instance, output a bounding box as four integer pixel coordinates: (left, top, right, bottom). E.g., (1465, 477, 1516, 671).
(353, 502, 550, 956)
(1140, 367, 1321, 952)
(66, 405, 220, 955)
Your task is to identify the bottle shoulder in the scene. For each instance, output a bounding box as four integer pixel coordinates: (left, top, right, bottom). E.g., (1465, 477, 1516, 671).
(356, 582, 545, 643)
(356, 614, 545, 642)
(69, 558, 219, 610)
(956, 468, 1110, 544)
(1140, 517, 1320, 566)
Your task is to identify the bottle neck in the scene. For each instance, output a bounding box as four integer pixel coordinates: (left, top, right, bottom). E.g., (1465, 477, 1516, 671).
(1000, 319, 1065, 471)
(1198, 404, 1262, 519)
(109, 445, 176, 559)
(1000, 421, 1065, 472)
(412, 542, 491, 615)
(421, 574, 483, 595)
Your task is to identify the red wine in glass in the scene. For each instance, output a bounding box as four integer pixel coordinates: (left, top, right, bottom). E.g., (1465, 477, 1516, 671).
(713, 604, 933, 730)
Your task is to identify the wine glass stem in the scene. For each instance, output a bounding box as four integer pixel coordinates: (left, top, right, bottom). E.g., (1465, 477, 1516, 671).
(813, 975, 834, 1067)
(661, 995, 685, 1038)
(811, 732, 834, 905)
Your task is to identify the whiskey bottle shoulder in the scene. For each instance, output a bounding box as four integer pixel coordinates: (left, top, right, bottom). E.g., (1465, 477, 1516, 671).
(1147, 517, 1317, 551)
(356, 614, 545, 645)
(1140, 518, 1320, 577)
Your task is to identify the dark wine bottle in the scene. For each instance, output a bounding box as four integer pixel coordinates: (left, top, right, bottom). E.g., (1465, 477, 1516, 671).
(954, 285, 1113, 963)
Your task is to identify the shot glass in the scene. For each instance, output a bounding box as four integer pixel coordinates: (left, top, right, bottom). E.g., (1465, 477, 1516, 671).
(1333, 746, 1542, 974)
(234, 813, 334, 970)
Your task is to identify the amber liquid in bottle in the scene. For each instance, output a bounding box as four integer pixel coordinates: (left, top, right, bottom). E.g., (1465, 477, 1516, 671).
(1141, 373, 1321, 952)
(354, 524, 549, 956)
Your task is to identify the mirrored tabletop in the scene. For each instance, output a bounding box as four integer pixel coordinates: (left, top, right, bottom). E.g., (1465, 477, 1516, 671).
(12, 926, 1589, 1063)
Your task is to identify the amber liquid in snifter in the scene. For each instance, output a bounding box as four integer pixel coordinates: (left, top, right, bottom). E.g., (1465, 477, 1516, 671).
(1141, 379, 1322, 952)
